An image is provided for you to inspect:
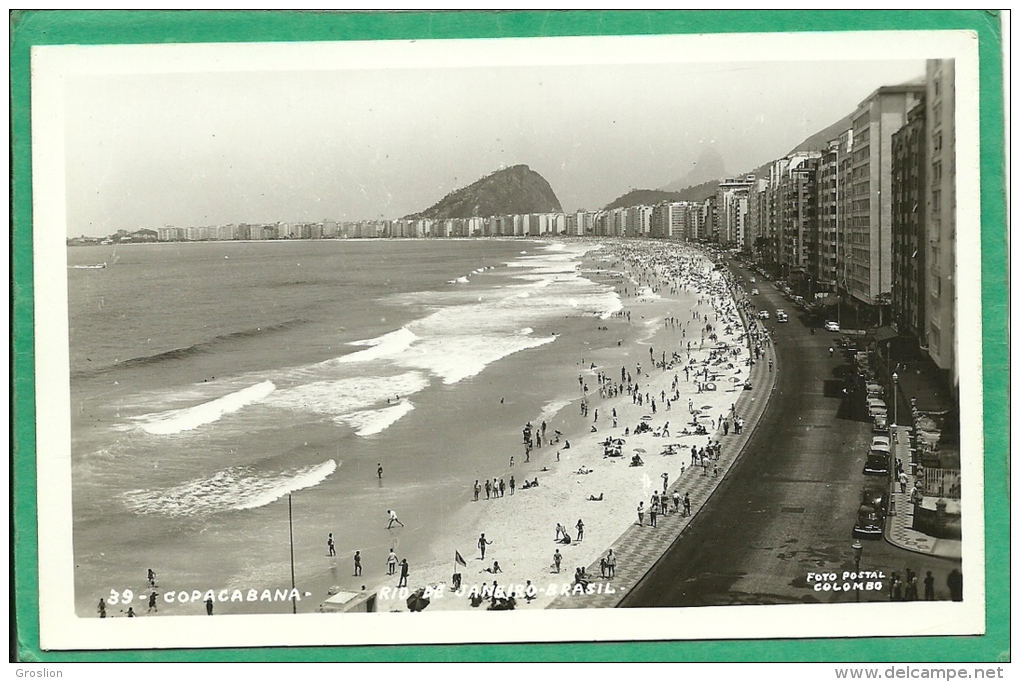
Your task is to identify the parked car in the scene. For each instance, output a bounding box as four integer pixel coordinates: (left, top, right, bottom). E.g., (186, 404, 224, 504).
(871, 436, 891, 450)
(863, 448, 891, 476)
(853, 486, 889, 539)
(872, 414, 889, 434)
(776, 311, 789, 323)
(867, 398, 887, 418)
(865, 382, 884, 397)
(824, 320, 841, 332)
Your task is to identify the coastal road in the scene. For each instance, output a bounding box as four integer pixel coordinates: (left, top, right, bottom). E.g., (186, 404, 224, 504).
(621, 263, 962, 607)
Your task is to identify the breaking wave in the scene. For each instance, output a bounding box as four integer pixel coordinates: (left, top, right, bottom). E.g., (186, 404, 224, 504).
(130, 381, 276, 435)
(121, 459, 339, 517)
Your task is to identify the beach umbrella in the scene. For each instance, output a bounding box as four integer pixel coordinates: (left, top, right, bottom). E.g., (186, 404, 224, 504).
(406, 588, 431, 613)
(633, 447, 646, 453)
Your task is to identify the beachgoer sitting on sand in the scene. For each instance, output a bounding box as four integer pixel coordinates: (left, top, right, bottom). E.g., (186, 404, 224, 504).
(490, 561, 502, 574)
(532, 478, 539, 487)
(558, 533, 572, 545)
(590, 425, 598, 432)
(630, 454, 644, 467)
(563, 440, 570, 449)
(576, 465, 592, 475)
(588, 493, 604, 501)
(521, 481, 531, 490)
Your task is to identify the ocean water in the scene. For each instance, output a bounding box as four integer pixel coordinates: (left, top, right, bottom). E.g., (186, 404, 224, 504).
(67, 239, 631, 615)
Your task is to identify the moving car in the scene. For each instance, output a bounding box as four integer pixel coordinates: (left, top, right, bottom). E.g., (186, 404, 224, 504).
(759, 310, 769, 319)
(776, 310, 789, 323)
(751, 288, 759, 295)
(824, 320, 841, 332)
(853, 486, 889, 539)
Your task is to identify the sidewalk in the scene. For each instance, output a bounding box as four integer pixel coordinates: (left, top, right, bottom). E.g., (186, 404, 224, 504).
(549, 325, 778, 609)
(884, 425, 962, 560)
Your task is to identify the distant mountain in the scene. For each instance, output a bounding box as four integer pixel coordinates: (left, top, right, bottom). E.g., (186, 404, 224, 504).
(603, 111, 859, 210)
(604, 189, 685, 211)
(405, 164, 562, 220)
(659, 146, 727, 193)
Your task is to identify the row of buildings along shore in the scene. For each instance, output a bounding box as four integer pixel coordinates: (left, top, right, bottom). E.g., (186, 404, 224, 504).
(143, 61, 956, 423)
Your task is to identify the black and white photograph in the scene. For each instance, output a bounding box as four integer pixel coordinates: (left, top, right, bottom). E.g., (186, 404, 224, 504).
(29, 28, 985, 650)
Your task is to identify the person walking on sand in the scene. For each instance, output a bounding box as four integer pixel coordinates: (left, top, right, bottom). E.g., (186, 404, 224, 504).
(478, 533, 492, 560)
(327, 533, 336, 557)
(575, 518, 585, 542)
(553, 548, 562, 573)
(509, 476, 515, 495)
(148, 590, 158, 613)
(377, 463, 383, 479)
(473, 480, 481, 502)
(555, 523, 566, 541)
(354, 550, 362, 576)
(387, 549, 399, 575)
(148, 568, 156, 589)
(484, 479, 491, 500)
(205, 597, 214, 615)
(387, 509, 404, 529)
(397, 559, 409, 588)
(98, 598, 107, 618)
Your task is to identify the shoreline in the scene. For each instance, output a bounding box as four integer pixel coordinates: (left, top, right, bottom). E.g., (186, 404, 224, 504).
(326, 241, 766, 614)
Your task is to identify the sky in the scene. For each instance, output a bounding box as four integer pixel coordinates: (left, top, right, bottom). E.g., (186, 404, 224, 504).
(62, 53, 925, 237)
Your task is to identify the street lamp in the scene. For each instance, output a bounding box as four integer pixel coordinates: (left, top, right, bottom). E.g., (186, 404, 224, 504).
(891, 372, 899, 427)
(852, 540, 863, 603)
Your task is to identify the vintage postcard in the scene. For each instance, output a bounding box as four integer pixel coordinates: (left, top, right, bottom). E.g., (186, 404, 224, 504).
(23, 22, 993, 654)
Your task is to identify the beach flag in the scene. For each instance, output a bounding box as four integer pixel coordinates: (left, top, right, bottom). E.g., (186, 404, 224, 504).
(455, 550, 467, 567)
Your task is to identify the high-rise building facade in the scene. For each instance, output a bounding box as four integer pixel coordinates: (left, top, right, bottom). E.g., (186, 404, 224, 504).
(838, 84, 925, 323)
(890, 98, 927, 340)
(924, 60, 956, 392)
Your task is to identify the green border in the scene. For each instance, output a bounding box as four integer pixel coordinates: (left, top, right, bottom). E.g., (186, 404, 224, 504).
(11, 10, 1008, 663)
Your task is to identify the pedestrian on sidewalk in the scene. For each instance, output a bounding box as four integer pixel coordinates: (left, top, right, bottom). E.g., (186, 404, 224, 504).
(898, 471, 908, 493)
(606, 549, 616, 578)
(923, 571, 935, 601)
(649, 505, 658, 528)
(636, 502, 644, 526)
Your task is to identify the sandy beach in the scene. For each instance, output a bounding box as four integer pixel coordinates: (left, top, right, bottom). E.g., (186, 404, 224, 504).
(336, 240, 769, 614)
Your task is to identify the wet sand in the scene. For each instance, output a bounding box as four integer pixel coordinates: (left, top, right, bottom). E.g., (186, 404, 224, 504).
(332, 241, 764, 614)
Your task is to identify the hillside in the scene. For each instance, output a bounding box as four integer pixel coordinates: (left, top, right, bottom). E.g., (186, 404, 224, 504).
(405, 165, 562, 220)
(603, 111, 856, 210)
(603, 189, 685, 211)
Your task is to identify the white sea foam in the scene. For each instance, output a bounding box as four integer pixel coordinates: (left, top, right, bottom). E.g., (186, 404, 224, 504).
(538, 398, 573, 424)
(456, 276, 469, 283)
(132, 380, 276, 435)
(399, 333, 556, 384)
(336, 400, 414, 436)
(337, 328, 417, 364)
(267, 372, 429, 416)
(122, 459, 339, 517)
